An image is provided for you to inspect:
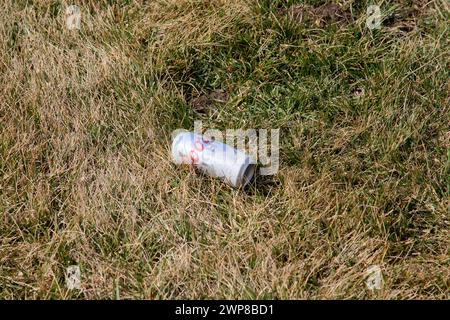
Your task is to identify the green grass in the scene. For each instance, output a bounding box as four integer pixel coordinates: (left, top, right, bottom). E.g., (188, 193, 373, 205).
(0, 0, 449, 299)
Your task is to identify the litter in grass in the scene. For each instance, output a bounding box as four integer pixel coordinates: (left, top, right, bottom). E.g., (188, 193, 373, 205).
(172, 132, 255, 188)
(365, 265, 384, 290)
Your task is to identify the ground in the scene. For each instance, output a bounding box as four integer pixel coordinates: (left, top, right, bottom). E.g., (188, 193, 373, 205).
(0, 0, 449, 299)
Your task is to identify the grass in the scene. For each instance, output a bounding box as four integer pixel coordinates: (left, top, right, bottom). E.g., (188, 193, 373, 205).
(0, 0, 449, 299)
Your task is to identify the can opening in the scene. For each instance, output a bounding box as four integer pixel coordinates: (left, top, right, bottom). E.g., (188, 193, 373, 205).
(241, 164, 256, 187)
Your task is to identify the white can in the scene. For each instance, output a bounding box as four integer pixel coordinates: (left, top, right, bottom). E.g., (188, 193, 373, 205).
(171, 132, 256, 187)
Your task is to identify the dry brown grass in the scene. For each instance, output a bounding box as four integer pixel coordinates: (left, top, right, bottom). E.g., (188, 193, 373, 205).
(0, 0, 449, 299)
